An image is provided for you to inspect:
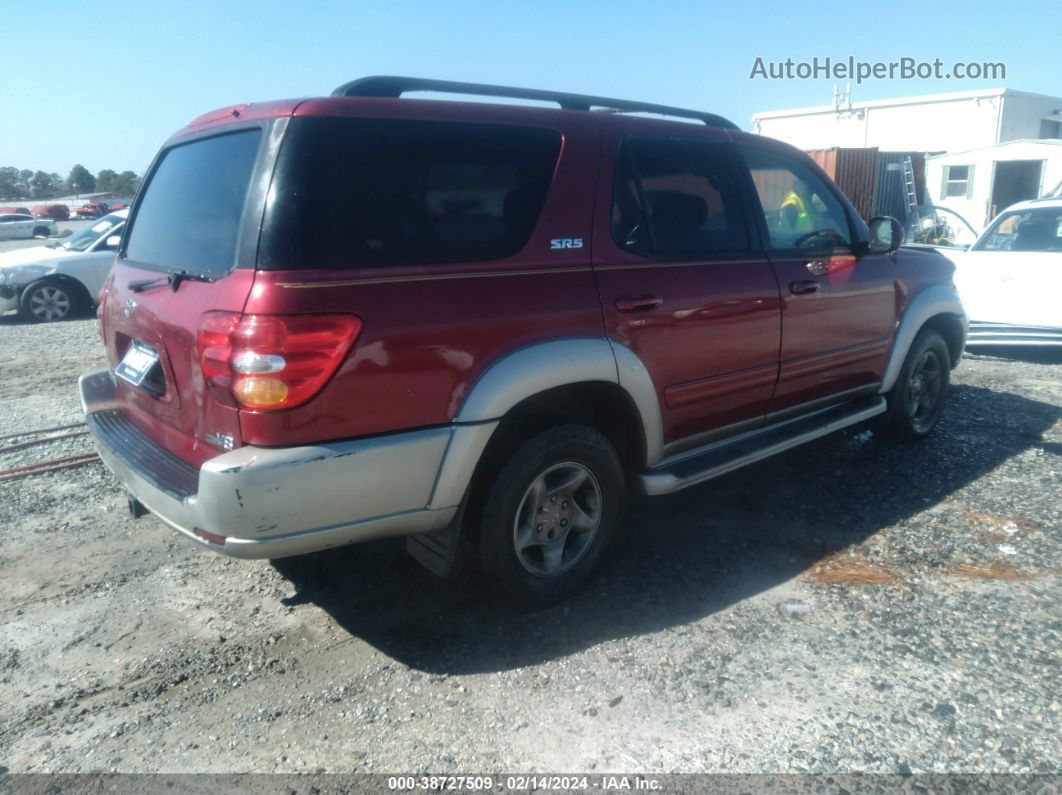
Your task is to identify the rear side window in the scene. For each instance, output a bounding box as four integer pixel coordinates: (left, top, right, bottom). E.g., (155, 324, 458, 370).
(260, 118, 561, 270)
(612, 138, 751, 259)
(125, 130, 262, 276)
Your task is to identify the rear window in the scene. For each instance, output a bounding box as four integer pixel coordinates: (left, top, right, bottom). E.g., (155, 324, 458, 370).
(259, 117, 561, 270)
(124, 129, 262, 276)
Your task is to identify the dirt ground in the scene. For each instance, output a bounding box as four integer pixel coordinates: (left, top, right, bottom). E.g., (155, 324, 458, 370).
(0, 314, 1059, 775)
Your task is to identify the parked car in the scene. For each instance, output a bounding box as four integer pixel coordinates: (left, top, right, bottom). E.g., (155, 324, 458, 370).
(951, 197, 1062, 345)
(0, 213, 55, 240)
(80, 77, 966, 602)
(72, 201, 112, 219)
(0, 206, 32, 216)
(0, 210, 127, 321)
(31, 203, 70, 221)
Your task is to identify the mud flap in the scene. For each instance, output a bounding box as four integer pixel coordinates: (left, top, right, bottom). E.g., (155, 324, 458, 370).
(128, 496, 150, 519)
(406, 508, 464, 578)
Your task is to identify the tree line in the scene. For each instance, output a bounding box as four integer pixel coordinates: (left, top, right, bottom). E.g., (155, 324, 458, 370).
(0, 164, 141, 202)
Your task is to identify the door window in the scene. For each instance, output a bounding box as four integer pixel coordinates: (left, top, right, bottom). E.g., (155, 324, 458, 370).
(904, 206, 978, 249)
(611, 138, 751, 259)
(739, 146, 853, 254)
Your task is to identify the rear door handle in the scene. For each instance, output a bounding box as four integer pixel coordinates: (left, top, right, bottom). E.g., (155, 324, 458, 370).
(615, 295, 663, 313)
(789, 280, 820, 296)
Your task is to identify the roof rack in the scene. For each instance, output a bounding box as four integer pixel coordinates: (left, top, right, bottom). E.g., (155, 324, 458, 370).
(330, 75, 738, 129)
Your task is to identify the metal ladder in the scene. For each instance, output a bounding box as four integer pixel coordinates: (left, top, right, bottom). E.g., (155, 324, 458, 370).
(901, 156, 919, 212)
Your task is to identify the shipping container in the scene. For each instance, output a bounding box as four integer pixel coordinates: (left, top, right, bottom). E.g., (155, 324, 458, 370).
(875, 151, 926, 225)
(806, 147, 880, 221)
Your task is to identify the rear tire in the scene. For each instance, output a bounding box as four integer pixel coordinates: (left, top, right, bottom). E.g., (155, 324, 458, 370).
(19, 279, 80, 323)
(886, 328, 951, 439)
(478, 424, 624, 605)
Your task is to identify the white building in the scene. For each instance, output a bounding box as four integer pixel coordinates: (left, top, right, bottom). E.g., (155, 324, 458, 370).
(925, 139, 1062, 229)
(752, 88, 1062, 153)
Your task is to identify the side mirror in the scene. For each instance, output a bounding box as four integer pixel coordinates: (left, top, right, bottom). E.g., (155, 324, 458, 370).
(105, 235, 122, 250)
(867, 216, 904, 255)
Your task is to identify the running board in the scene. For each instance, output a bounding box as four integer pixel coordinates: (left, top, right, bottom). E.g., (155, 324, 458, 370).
(638, 396, 887, 496)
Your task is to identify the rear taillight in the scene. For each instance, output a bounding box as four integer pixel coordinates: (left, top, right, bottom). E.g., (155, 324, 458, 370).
(197, 313, 361, 411)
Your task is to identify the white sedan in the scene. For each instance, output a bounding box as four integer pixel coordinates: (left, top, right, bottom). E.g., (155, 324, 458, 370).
(952, 198, 1062, 345)
(0, 210, 127, 322)
(0, 213, 56, 240)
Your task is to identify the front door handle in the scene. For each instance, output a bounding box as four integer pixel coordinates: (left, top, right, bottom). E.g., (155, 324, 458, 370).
(789, 280, 820, 295)
(616, 295, 663, 313)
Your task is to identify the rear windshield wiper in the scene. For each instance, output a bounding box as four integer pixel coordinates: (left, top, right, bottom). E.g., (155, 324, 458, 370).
(128, 270, 216, 293)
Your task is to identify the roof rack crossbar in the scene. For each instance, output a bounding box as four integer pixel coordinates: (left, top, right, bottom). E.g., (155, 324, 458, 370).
(330, 75, 738, 129)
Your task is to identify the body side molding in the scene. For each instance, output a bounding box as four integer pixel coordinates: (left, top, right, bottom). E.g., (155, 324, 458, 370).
(880, 285, 967, 394)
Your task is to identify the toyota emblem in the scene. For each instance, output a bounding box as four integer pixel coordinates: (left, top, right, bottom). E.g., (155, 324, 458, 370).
(124, 298, 137, 319)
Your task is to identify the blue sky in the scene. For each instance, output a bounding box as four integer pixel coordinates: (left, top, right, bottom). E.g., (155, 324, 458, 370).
(2, 0, 1059, 177)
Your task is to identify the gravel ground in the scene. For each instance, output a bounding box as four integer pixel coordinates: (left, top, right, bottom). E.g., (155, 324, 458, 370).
(0, 317, 1059, 776)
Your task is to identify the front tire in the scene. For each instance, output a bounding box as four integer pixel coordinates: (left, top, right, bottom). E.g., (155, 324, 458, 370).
(886, 328, 951, 439)
(478, 424, 625, 604)
(20, 279, 80, 323)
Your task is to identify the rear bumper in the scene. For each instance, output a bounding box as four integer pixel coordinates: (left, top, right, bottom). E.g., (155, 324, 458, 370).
(79, 367, 473, 559)
(967, 322, 1062, 346)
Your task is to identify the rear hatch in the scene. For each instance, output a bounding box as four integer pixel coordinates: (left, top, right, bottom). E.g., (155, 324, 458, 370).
(101, 126, 270, 466)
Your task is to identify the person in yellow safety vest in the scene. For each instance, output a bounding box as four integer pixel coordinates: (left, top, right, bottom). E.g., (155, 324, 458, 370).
(780, 179, 815, 233)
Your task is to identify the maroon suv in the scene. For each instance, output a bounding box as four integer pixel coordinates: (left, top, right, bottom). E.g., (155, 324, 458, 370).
(80, 77, 967, 602)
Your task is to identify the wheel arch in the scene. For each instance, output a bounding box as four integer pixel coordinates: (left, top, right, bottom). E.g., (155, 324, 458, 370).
(19, 274, 93, 318)
(482, 380, 649, 469)
(453, 381, 645, 547)
(880, 285, 967, 393)
(427, 338, 664, 514)
(453, 337, 663, 466)
(921, 312, 966, 367)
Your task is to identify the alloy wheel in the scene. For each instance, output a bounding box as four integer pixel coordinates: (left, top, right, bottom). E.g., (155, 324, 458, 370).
(29, 286, 71, 322)
(906, 349, 944, 432)
(512, 461, 602, 577)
